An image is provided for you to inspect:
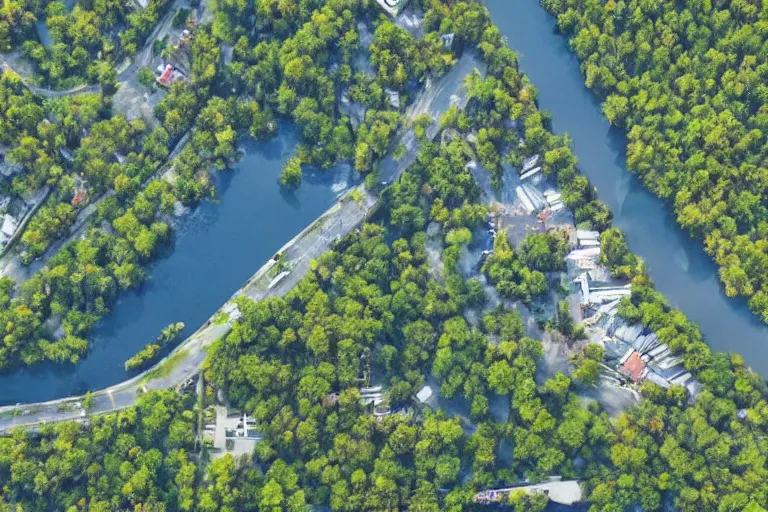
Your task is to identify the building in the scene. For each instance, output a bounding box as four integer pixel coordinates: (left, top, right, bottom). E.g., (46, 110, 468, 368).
(593, 306, 701, 398)
(1, 214, 17, 239)
(71, 187, 88, 207)
(473, 479, 583, 506)
(157, 64, 173, 85)
(205, 405, 262, 460)
(384, 88, 401, 109)
(0, 153, 22, 178)
(156, 64, 186, 87)
(416, 385, 433, 403)
(619, 350, 646, 382)
(375, 0, 411, 16)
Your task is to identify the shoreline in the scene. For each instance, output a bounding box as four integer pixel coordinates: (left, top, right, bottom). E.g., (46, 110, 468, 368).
(0, 184, 375, 430)
(0, 52, 481, 431)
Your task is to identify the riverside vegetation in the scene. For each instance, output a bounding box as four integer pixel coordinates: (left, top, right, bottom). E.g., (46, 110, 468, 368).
(0, 2, 766, 512)
(0, 0, 462, 370)
(124, 321, 184, 371)
(540, 0, 768, 325)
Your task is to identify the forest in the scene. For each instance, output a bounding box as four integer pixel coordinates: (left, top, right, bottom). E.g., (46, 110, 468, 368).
(540, 0, 768, 325)
(3, 0, 173, 87)
(0, 1, 765, 511)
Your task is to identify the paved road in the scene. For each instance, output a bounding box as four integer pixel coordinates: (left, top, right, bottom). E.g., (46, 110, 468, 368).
(379, 53, 484, 183)
(0, 52, 482, 432)
(0, 0, 185, 98)
(0, 0, 190, 281)
(116, 0, 188, 81)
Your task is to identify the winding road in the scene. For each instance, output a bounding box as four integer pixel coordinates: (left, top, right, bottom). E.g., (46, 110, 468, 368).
(0, 0, 192, 281)
(0, 130, 192, 286)
(0, 0, 188, 98)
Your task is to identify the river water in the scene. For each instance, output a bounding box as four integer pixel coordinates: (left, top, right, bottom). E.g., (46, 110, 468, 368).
(484, 0, 768, 375)
(0, 127, 355, 405)
(2, 0, 765, 408)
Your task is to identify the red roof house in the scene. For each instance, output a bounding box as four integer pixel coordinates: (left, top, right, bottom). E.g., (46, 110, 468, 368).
(619, 351, 646, 382)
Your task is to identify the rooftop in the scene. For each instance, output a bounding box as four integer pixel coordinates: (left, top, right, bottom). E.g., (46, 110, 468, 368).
(619, 350, 646, 382)
(375, 0, 411, 16)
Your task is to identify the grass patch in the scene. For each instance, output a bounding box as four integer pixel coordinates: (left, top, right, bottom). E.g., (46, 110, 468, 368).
(213, 311, 229, 326)
(351, 188, 364, 205)
(393, 144, 406, 161)
(142, 349, 188, 383)
(55, 402, 78, 413)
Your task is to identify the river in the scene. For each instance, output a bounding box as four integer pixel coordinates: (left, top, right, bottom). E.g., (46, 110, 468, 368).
(484, 0, 768, 376)
(0, 127, 355, 405)
(1, 0, 764, 414)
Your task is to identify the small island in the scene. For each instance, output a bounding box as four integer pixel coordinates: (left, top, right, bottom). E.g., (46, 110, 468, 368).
(124, 322, 185, 372)
(157, 322, 185, 345)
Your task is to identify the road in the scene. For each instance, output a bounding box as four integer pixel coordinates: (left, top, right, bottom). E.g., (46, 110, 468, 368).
(0, 0, 186, 98)
(379, 53, 484, 183)
(0, 0, 191, 282)
(0, 52, 482, 432)
(0, 131, 192, 286)
(116, 0, 189, 81)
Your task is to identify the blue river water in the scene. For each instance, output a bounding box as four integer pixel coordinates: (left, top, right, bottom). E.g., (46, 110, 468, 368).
(0, 127, 355, 405)
(0, 0, 763, 435)
(485, 0, 768, 376)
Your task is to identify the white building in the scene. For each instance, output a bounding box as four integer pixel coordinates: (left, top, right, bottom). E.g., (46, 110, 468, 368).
(375, 0, 411, 16)
(1, 214, 18, 239)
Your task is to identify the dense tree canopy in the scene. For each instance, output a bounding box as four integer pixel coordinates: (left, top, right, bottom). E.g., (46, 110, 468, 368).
(542, 0, 768, 324)
(0, 2, 766, 512)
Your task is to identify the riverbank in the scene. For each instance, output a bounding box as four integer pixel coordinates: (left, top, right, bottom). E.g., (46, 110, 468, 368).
(0, 51, 482, 428)
(0, 185, 373, 430)
(484, 0, 768, 376)
(0, 131, 192, 285)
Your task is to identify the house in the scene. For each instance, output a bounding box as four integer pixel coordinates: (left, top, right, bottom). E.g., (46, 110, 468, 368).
(1, 214, 18, 239)
(156, 64, 173, 85)
(619, 349, 646, 382)
(385, 88, 401, 109)
(416, 385, 433, 403)
(72, 187, 88, 207)
(156, 64, 186, 87)
(375, 0, 411, 16)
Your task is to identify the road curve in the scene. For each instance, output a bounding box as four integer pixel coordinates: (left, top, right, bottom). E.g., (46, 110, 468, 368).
(0, 0, 184, 98)
(0, 53, 482, 432)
